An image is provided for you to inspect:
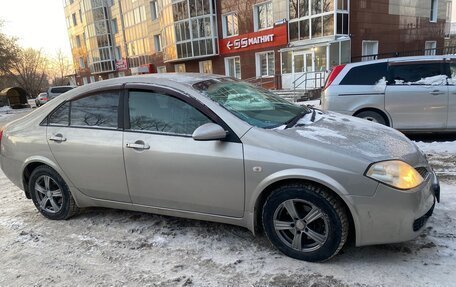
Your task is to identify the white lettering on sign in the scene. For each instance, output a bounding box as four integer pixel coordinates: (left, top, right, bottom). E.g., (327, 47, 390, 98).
(226, 34, 275, 50)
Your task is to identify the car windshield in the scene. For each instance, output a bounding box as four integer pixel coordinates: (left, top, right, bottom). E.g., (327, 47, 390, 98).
(193, 78, 310, 128)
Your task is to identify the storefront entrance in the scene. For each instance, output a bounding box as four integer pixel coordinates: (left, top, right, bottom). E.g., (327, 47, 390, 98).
(281, 40, 351, 90)
(293, 51, 314, 74)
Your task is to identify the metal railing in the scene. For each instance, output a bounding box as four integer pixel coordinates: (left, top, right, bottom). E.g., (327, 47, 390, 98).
(292, 71, 327, 91)
(352, 46, 456, 62)
(244, 74, 281, 89)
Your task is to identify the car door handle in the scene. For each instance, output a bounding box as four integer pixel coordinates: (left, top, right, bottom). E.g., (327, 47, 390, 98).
(126, 142, 150, 150)
(429, 90, 445, 95)
(49, 135, 66, 142)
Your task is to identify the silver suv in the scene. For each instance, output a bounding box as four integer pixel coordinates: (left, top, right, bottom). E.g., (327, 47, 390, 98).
(47, 86, 75, 101)
(321, 55, 456, 132)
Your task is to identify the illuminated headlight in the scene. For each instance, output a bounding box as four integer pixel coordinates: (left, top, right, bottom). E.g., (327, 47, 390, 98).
(365, 160, 423, 190)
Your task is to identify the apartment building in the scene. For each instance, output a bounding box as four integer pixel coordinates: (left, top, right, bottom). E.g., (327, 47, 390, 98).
(64, 0, 449, 89)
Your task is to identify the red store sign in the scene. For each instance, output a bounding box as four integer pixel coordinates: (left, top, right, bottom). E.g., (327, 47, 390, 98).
(219, 24, 288, 55)
(115, 59, 128, 71)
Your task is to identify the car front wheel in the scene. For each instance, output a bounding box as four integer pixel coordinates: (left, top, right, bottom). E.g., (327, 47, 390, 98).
(29, 165, 79, 220)
(356, 110, 387, 126)
(262, 183, 348, 262)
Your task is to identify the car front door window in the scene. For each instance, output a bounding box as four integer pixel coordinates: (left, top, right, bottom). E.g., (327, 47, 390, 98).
(128, 90, 212, 135)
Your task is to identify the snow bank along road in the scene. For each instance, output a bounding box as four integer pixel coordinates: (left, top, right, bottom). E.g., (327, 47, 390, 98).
(0, 131, 455, 285)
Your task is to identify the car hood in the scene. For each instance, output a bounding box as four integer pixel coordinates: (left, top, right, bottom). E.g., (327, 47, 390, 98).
(273, 111, 424, 165)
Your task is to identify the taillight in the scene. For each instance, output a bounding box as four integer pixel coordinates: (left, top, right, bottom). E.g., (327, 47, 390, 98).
(43, 98, 48, 101)
(323, 64, 346, 91)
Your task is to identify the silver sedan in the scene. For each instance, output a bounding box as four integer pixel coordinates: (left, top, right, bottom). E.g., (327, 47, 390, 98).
(0, 74, 439, 262)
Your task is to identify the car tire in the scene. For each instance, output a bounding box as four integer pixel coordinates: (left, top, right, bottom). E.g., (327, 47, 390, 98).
(35, 101, 40, 107)
(29, 165, 79, 220)
(262, 183, 348, 262)
(355, 110, 387, 126)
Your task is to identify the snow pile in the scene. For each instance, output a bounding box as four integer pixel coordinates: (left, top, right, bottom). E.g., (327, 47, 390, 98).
(0, 106, 12, 113)
(415, 141, 456, 154)
(374, 77, 387, 92)
(296, 126, 347, 141)
(296, 99, 321, 109)
(395, 75, 448, 86)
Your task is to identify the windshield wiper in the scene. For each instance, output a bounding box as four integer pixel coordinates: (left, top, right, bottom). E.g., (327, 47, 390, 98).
(285, 109, 311, 129)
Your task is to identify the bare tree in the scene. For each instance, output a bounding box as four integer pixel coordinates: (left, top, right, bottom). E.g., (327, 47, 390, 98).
(50, 49, 73, 86)
(0, 21, 20, 89)
(8, 48, 50, 98)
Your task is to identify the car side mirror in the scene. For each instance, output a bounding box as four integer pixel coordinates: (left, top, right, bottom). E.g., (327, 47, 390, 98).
(192, 123, 227, 141)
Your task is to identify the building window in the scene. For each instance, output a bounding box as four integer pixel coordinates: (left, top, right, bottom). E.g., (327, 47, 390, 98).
(118, 71, 126, 77)
(430, 0, 438, 22)
(225, 57, 241, 79)
(115, 46, 121, 60)
(362, 40, 379, 61)
(336, 13, 349, 34)
(72, 13, 77, 26)
(90, 76, 95, 83)
(75, 35, 82, 48)
(199, 60, 213, 73)
(79, 9, 83, 22)
(175, 63, 186, 72)
(337, 0, 348, 10)
(154, 34, 162, 52)
(79, 57, 85, 68)
(150, 0, 158, 20)
(111, 18, 118, 34)
(82, 77, 88, 85)
(256, 51, 275, 77)
(446, 1, 452, 22)
(157, 66, 167, 73)
(254, 1, 273, 31)
(222, 13, 238, 38)
(425, 41, 437, 55)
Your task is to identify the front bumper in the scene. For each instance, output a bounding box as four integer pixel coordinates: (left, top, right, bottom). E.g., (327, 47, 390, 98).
(351, 169, 439, 247)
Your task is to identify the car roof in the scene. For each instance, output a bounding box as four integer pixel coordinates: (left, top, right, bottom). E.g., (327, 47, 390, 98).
(89, 73, 226, 88)
(343, 55, 456, 68)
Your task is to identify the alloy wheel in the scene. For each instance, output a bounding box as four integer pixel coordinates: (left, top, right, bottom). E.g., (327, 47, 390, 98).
(34, 175, 63, 214)
(273, 199, 329, 252)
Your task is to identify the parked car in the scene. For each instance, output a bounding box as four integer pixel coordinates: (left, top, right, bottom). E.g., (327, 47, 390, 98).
(46, 86, 76, 101)
(35, 92, 48, 107)
(321, 55, 456, 132)
(0, 74, 439, 262)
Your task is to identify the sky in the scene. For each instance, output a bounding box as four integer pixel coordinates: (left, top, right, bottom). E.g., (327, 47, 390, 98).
(0, 0, 71, 58)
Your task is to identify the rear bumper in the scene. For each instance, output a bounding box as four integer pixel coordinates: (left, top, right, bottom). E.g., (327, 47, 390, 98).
(0, 154, 24, 190)
(351, 169, 439, 246)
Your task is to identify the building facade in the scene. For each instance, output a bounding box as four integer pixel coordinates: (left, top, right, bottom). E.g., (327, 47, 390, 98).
(64, 0, 449, 89)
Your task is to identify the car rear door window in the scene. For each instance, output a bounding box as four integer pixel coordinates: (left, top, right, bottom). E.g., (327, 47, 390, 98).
(339, 62, 387, 85)
(70, 91, 120, 129)
(49, 102, 70, 126)
(128, 90, 212, 135)
(389, 62, 445, 85)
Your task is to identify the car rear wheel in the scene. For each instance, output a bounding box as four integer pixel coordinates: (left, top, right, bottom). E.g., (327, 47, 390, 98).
(355, 110, 387, 126)
(29, 166, 79, 220)
(262, 183, 348, 262)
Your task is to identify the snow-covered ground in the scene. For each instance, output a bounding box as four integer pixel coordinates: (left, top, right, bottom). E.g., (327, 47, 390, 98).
(0, 141, 455, 286)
